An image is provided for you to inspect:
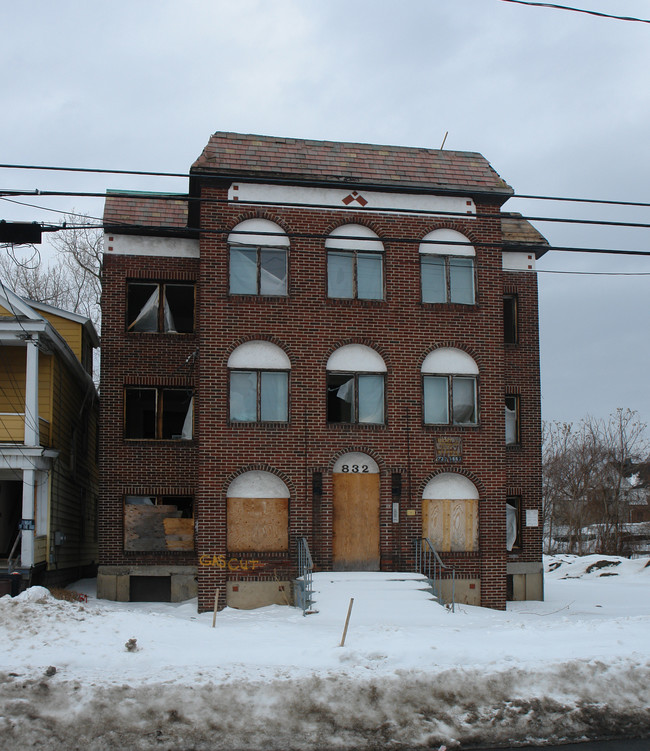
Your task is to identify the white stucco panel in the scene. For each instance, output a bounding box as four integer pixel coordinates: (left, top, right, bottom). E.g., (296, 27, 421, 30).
(228, 219, 289, 247)
(333, 453, 379, 474)
(325, 225, 384, 252)
(227, 471, 289, 499)
(105, 235, 199, 258)
(228, 183, 476, 218)
(423, 473, 479, 500)
(327, 344, 386, 372)
(421, 348, 478, 375)
(227, 341, 291, 369)
(419, 229, 475, 256)
(502, 252, 536, 271)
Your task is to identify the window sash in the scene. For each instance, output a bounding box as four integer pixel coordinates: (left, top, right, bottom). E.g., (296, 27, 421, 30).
(449, 258, 475, 304)
(452, 376, 477, 424)
(356, 253, 383, 300)
(423, 376, 477, 425)
(327, 373, 385, 424)
(421, 256, 447, 303)
(505, 395, 519, 445)
(127, 283, 195, 333)
(423, 376, 449, 424)
(421, 255, 475, 304)
(230, 370, 289, 422)
(327, 251, 383, 300)
(125, 387, 193, 439)
(230, 247, 287, 296)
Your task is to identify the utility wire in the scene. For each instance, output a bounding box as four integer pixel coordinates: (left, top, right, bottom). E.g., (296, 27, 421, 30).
(3, 191, 650, 233)
(1, 162, 650, 209)
(497, 0, 650, 24)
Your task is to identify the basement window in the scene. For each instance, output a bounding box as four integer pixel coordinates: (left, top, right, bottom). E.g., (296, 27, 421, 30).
(124, 388, 193, 440)
(127, 282, 195, 333)
(124, 495, 194, 551)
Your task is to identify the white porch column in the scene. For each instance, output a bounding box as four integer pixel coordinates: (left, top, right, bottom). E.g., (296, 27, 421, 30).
(24, 337, 40, 446)
(20, 468, 35, 568)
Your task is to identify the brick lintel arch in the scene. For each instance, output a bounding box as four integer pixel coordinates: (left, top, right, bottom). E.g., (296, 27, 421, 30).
(417, 467, 486, 501)
(221, 464, 296, 502)
(327, 446, 387, 475)
(417, 341, 482, 373)
(225, 211, 292, 238)
(322, 338, 390, 370)
(222, 335, 295, 368)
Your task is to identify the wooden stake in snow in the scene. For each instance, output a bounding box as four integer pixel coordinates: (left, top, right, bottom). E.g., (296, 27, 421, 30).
(212, 588, 220, 628)
(339, 597, 354, 647)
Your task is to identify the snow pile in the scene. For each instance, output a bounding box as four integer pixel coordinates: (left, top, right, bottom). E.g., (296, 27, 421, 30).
(1, 558, 649, 749)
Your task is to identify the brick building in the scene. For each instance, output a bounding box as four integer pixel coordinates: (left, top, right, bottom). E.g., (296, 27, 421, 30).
(99, 132, 548, 610)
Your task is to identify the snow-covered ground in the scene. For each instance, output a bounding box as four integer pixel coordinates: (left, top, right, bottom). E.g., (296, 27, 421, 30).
(1, 555, 649, 750)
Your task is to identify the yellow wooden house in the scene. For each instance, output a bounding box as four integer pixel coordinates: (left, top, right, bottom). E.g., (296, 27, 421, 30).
(0, 284, 99, 593)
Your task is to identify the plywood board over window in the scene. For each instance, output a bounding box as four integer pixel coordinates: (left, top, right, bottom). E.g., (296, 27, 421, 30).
(124, 496, 194, 551)
(422, 499, 479, 552)
(227, 498, 289, 552)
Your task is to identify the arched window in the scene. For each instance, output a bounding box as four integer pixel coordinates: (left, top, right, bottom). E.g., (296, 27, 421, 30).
(422, 473, 479, 552)
(228, 341, 290, 423)
(228, 219, 289, 296)
(326, 225, 384, 300)
(227, 471, 289, 552)
(422, 348, 478, 425)
(420, 229, 475, 304)
(326, 344, 386, 424)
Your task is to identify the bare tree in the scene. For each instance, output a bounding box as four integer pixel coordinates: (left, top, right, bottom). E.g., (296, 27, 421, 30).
(0, 215, 102, 331)
(543, 409, 649, 555)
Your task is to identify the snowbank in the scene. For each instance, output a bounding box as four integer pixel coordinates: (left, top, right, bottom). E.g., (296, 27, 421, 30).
(1, 558, 649, 749)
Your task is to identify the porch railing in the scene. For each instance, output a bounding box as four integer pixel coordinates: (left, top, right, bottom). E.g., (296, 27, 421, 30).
(414, 537, 456, 612)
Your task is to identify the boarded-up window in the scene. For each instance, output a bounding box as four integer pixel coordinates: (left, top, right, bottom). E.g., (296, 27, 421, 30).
(124, 495, 194, 551)
(423, 498, 478, 552)
(227, 498, 289, 552)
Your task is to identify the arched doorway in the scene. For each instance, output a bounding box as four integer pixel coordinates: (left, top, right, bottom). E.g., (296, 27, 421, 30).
(332, 453, 380, 570)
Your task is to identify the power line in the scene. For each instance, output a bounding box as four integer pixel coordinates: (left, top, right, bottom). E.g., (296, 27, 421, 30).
(497, 0, 650, 24)
(3, 191, 650, 234)
(1, 162, 650, 208)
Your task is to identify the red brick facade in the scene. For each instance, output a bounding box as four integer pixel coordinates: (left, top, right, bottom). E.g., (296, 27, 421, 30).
(99, 133, 546, 611)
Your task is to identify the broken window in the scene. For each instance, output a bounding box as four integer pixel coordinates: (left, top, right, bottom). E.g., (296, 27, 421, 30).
(423, 375, 477, 425)
(505, 395, 520, 445)
(506, 496, 522, 551)
(124, 388, 193, 440)
(229, 247, 287, 295)
(327, 373, 385, 424)
(229, 370, 288, 422)
(124, 495, 194, 551)
(503, 295, 518, 344)
(127, 282, 195, 333)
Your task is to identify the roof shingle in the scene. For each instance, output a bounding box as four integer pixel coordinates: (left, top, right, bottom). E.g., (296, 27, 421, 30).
(191, 132, 513, 197)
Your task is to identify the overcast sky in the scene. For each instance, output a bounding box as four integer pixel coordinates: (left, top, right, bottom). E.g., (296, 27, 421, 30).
(2, 0, 649, 426)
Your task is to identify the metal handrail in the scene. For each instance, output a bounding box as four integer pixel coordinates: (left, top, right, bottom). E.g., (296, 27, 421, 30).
(7, 530, 21, 574)
(414, 537, 456, 612)
(295, 536, 314, 615)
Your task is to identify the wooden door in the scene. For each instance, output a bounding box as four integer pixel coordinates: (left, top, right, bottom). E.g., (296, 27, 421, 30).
(332, 472, 380, 570)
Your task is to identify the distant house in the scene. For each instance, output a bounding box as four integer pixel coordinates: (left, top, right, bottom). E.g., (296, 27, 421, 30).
(0, 285, 99, 594)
